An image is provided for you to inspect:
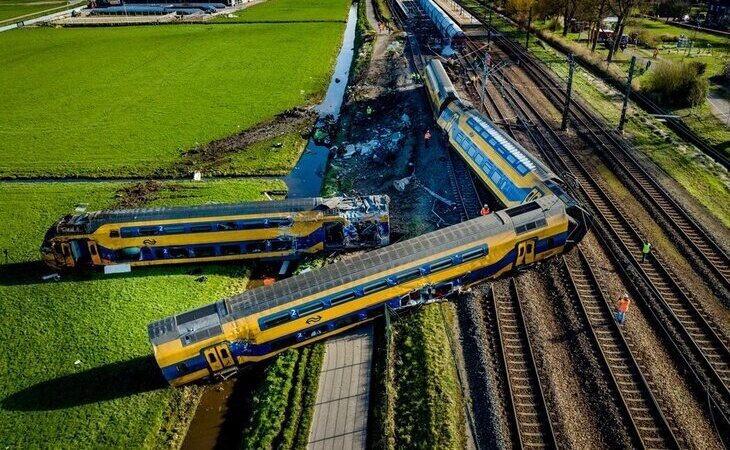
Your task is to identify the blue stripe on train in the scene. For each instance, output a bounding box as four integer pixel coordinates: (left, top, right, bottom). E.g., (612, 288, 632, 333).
(160, 231, 564, 382)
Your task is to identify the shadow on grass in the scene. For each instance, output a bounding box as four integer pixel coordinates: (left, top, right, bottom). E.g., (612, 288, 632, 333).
(2, 356, 167, 411)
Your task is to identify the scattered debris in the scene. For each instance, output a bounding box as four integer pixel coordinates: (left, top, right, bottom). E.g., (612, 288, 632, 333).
(74, 359, 82, 366)
(393, 175, 413, 191)
(42, 273, 61, 282)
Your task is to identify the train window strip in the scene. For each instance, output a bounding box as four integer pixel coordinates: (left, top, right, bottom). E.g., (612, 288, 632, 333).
(118, 218, 294, 238)
(516, 218, 547, 235)
(298, 302, 324, 316)
(505, 202, 541, 217)
(263, 313, 291, 329)
(462, 247, 486, 261)
(429, 258, 453, 272)
(398, 268, 421, 283)
(363, 280, 389, 295)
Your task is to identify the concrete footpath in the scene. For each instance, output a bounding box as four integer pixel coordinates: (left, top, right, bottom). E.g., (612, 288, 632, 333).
(307, 325, 374, 450)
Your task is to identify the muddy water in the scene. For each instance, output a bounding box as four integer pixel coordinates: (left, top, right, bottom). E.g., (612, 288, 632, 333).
(285, 3, 358, 198)
(179, 9, 360, 447)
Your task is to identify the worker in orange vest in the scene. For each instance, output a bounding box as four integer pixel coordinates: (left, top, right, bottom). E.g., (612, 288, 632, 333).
(615, 292, 631, 324)
(479, 204, 491, 216)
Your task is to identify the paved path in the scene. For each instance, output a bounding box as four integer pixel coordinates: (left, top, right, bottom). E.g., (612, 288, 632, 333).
(307, 325, 373, 450)
(707, 85, 730, 128)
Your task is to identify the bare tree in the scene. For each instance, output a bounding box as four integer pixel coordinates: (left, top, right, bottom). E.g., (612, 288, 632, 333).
(606, 0, 643, 63)
(591, 0, 607, 52)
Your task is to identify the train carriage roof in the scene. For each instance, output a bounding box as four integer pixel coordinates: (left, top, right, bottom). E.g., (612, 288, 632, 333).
(59, 197, 388, 234)
(149, 196, 564, 345)
(224, 203, 542, 318)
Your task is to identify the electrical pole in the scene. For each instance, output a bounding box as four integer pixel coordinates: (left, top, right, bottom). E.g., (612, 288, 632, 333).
(525, 7, 532, 49)
(618, 55, 637, 132)
(561, 54, 575, 130)
(480, 52, 490, 114)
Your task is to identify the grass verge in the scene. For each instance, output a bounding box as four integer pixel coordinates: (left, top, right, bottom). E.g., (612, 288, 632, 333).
(0, 179, 282, 448)
(391, 304, 466, 449)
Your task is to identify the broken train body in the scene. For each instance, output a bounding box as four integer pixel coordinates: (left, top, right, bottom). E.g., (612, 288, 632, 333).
(41, 196, 390, 270)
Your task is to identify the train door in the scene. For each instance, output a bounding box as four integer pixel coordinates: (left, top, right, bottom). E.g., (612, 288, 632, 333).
(203, 343, 235, 373)
(69, 240, 91, 266)
(60, 242, 75, 268)
(87, 241, 101, 266)
(515, 239, 536, 266)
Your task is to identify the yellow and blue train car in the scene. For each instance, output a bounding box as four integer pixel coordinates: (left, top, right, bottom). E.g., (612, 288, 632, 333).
(149, 195, 589, 386)
(424, 59, 575, 209)
(41, 196, 390, 271)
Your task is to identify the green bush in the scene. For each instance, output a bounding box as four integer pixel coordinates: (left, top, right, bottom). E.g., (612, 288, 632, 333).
(688, 60, 707, 75)
(643, 61, 709, 107)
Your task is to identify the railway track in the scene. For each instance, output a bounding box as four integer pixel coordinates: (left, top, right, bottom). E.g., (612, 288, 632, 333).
(461, 33, 730, 295)
(453, 37, 730, 442)
(479, 24, 730, 296)
(563, 248, 681, 450)
(488, 280, 557, 449)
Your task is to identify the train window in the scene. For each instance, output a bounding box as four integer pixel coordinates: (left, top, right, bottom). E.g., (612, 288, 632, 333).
(491, 172, 502, 184)
(330, 291, 355, 306)
(221, 244, 241, 256)
(430, 258, 453, 272)
(248, 242, 267, 253)
(190, 224, 212, 233)
(109, 230, 120, 238)
(238, 220, 265, 230)
(462, 247, 486, 262)
(335, 315, 357, 329)
(271, 240, 292, 252)
(163, 225, 186, 234)
(207, 353, 218, 363)
(298, 302, 324, 316)
(120, 228, 133, 238)
(220, 348, 230, 359)
(138, 226, 160, 236)
(474, 154, 484, 165)
(263, 313, 291, 329)
(507, 154, 516, 164)
(170, 247, 188, 258)
(195, 247, 215, 258)
(216, 222, 237, 231)
(516, 164, 528, 175)
(398, 268, 421, 283)
(363, 280, 389, 295)
(89, 244, 97, 256)
(155, 249, 167, 259)
(177, 363, 188, 374)
(547, 237, 554, 248)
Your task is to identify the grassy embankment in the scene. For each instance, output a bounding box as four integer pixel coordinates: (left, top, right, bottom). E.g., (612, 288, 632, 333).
(0, 0, 80, 24)
(239, 344, 325, 449)
(0, 179, 285, 449)
(529, 16, 730, 148)
(461, 1, 730, 227)
(0, 21, 343, 178)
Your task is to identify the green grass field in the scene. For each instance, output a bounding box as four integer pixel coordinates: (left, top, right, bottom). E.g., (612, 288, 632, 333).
(0, 0, 72, 24)
(0, 179, 286, 448)
(215, 0, 350, 23)
(0, 22, 343, 178)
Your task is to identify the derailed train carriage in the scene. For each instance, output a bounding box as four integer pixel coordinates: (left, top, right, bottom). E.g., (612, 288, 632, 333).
(423, 59, 580, 210)
(150, 196, 589, 386)
(41, 196, 390, 271)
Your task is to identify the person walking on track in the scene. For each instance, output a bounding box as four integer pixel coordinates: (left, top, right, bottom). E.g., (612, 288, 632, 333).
(424, 129, 432, 146)
(641, 239, 652, 263)
(615, 292, 631, 325)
